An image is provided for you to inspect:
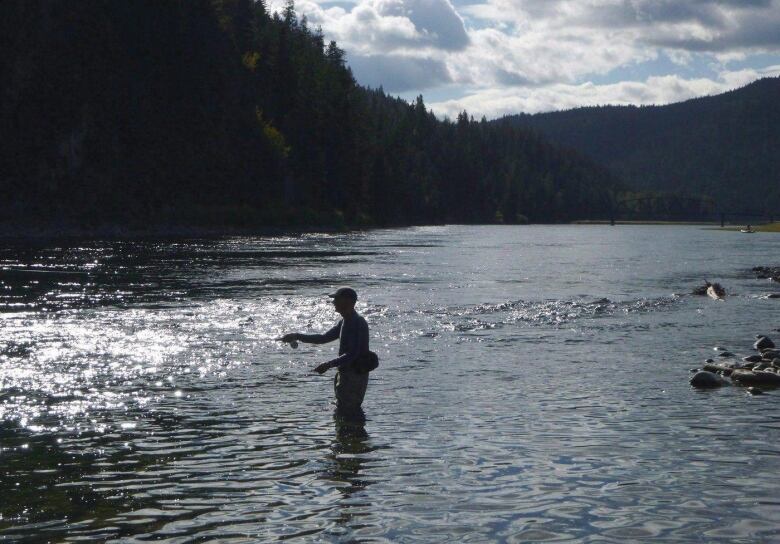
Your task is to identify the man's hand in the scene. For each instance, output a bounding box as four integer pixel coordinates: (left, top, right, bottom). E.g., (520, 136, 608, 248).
(280, 333, 299, 343)
(313, 362, 333, 374)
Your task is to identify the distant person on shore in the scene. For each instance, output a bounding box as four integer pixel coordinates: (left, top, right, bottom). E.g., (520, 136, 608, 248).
(281, 287, 372, 415)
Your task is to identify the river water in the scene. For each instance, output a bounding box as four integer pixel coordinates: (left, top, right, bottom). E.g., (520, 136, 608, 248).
(1, 225, 779, 542)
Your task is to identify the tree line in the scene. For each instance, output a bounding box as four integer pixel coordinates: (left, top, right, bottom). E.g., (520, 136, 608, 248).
(1, 0, 626, 230)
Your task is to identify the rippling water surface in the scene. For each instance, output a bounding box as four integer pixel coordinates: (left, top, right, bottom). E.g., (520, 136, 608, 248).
(1, 225, 779, 542)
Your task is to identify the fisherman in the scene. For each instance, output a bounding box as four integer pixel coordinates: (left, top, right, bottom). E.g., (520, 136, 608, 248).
(281, 287, 371, 414)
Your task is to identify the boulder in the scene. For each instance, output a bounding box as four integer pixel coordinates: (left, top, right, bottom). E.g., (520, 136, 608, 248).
(761, 349, 780, 359)
(693, 282, 726, 297)
(731, 369, 780, 387)
(702, 363, 733, 375)
(746, 387, 764, 395)
(754, 336, 776, 350)
(707, 283, 726, 299)
(743, 355, 763, 363)
(690, 371, 730, 388)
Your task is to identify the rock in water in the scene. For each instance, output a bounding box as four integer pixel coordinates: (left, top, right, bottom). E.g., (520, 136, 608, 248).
(747, 387, 764, 396)
(702, 363, 733, 375)
(743, 355, 763, 363)
(690, 371, 730, 388)
(761, 349, 780, 359)
(754, 336, 775, 351)
(707, 283, 726, 299)
(731, 370, 780, 387)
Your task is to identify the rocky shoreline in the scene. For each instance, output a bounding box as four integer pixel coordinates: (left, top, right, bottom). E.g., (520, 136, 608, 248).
(753, 266, 780, 282)
(690, 335, 780, 394)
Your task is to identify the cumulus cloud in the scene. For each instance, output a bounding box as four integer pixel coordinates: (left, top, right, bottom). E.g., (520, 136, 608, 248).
(270, 0, 780, 116)
(429, 66, 780, 118)
(347, 53, 453, 91)
(270, 0, 468, 52)
(463, 0, 780, 53)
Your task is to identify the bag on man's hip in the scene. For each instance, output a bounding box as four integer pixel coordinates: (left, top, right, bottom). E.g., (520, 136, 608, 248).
(354, 351, 379, 373)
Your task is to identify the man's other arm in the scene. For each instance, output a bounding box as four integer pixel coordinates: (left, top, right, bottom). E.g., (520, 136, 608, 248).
(326, 319, 367, 369)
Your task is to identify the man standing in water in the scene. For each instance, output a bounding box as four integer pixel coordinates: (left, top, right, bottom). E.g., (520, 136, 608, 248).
(281, 287, 370, 414)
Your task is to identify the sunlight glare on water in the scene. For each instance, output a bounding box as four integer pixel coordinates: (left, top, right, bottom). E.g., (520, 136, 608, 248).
(1, 225, 779, 542)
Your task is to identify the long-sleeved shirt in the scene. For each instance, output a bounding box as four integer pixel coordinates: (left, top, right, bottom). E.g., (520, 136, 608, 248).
(297, 312, 370, 369)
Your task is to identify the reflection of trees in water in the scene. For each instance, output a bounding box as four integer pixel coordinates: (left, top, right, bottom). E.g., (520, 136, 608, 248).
(0, 423, 126, 532)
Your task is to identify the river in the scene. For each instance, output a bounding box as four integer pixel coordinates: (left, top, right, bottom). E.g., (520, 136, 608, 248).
(1, 225, 779, 542)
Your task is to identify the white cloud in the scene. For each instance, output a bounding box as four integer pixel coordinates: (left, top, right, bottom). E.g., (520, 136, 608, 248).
(271, 0, 467, 53)
(347, 53, 453, 90)
(429, 66, 780, 118)
(270, 0, 780, 112)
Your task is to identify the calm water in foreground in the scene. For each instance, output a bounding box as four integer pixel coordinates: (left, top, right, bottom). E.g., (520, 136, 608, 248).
(1, 225, 779, 543)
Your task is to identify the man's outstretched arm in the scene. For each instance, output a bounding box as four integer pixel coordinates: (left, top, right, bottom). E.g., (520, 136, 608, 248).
(282, 322, 340, 345)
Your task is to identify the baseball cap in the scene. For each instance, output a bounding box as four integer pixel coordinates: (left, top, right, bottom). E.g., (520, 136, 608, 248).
(328, 287, 358, 301)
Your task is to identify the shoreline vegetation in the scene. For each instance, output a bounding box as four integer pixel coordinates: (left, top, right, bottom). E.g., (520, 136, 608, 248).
(755, 222, 780, 233)
(578, 220, 780, 230)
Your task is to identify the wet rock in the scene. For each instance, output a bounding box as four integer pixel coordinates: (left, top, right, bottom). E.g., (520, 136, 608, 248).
(730, 369, 756, 384)
(761, 349, 780, 360)
(764, 293, 780, 299)
(705, 358, 715, 363)
(690, 371, 730, 388)
(753, 266, 780, 279)
(703, 363, 733, 376)
(746, 387, 764, 396)
(743, 355, 763, 363)
(731, 369, 780, 387)
(717, 351, 735, 358)
(754, 336, 775, 350)
(707, 284, 726, 299)
(693, 281, 726, 297)
(692, 284, 709, 296)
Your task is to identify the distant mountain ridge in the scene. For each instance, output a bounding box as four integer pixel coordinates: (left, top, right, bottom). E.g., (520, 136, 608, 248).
(504, 77, 780, 214)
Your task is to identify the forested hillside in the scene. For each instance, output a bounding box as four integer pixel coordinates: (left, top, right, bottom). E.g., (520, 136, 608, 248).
(506, 78, 780, 214)
(0, 0, 622, 230)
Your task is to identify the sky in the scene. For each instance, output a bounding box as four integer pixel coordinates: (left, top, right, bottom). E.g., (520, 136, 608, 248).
(268, 0, 780, 119)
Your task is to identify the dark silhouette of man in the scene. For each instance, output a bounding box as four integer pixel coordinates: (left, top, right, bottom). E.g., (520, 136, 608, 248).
(282, 287, 370, 414)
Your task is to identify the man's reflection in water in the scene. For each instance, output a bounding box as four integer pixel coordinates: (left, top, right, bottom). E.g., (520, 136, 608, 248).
(322, 406, 373, 531)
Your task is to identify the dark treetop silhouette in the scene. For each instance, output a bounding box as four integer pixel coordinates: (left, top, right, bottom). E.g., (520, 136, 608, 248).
(1, 0, 625, 231)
